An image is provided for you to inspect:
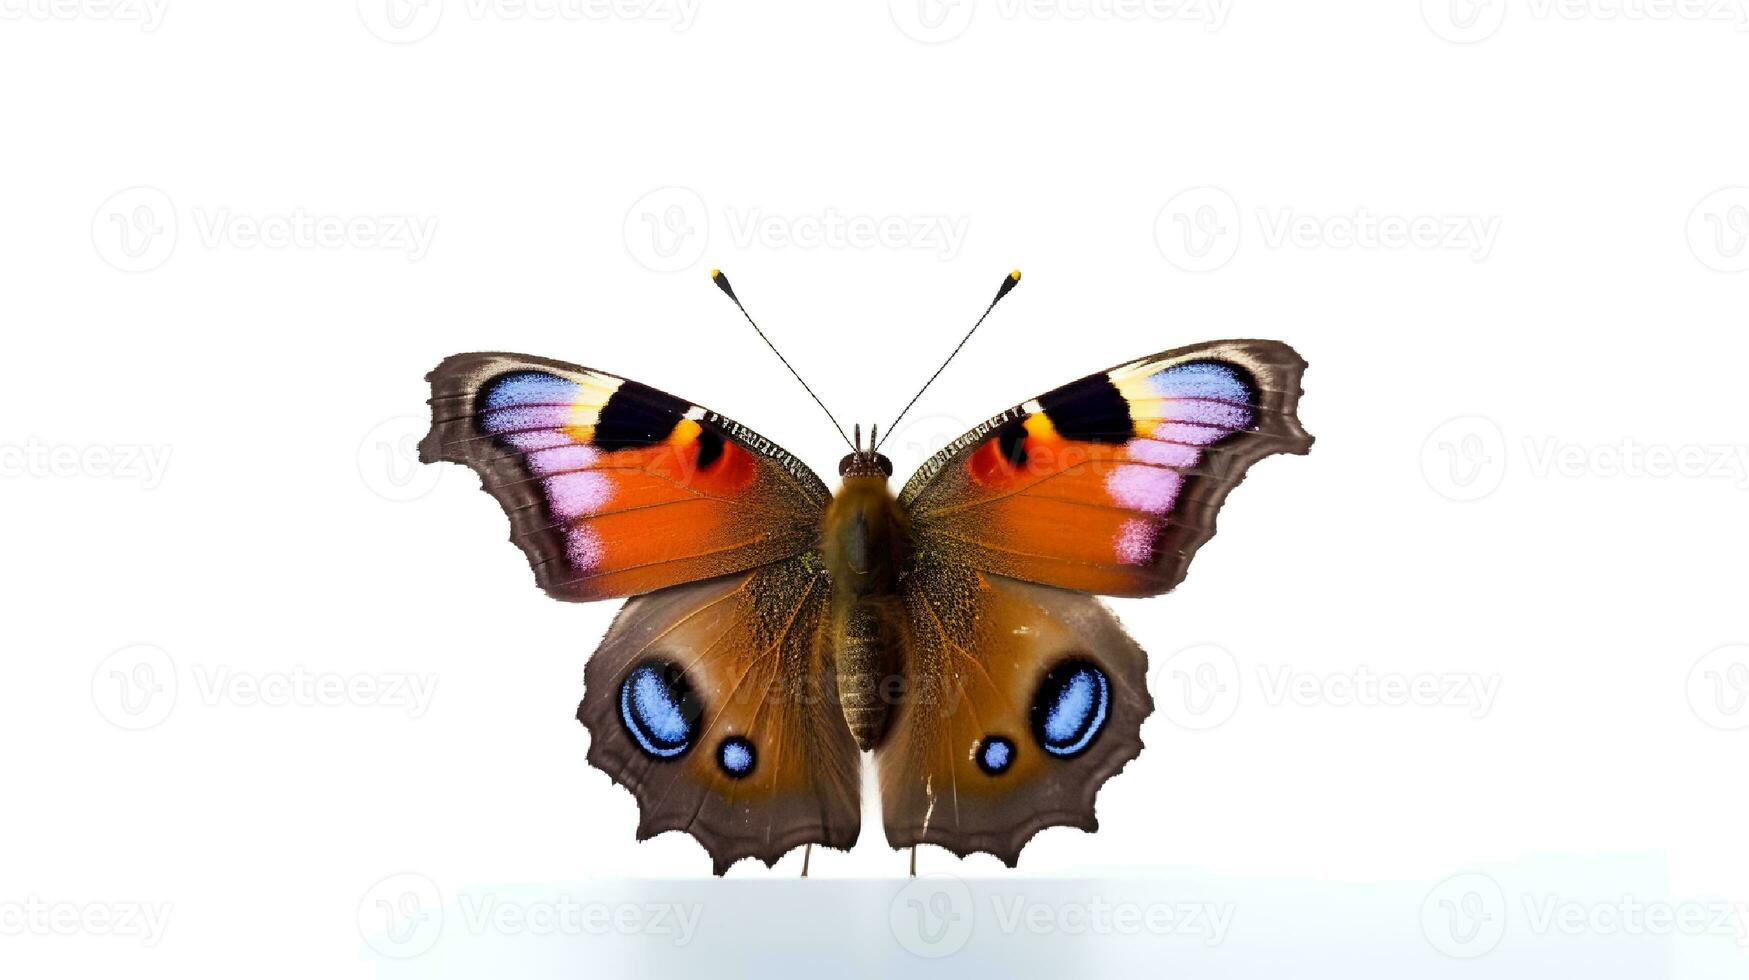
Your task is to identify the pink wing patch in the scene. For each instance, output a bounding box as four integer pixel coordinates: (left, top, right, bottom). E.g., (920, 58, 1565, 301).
(1105, 361, 1256, 565)
(477, 372, 615, 569)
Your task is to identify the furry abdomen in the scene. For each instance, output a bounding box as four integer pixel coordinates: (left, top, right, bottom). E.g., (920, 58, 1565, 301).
(821, 476, 910, 750)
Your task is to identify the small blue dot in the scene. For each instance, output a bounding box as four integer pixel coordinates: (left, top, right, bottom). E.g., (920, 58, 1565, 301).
(976, 735, 1015, 775)
(718, 736, 756, 778)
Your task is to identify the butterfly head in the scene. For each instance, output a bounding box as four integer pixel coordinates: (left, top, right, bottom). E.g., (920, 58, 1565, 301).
(840, 423, 893, 479)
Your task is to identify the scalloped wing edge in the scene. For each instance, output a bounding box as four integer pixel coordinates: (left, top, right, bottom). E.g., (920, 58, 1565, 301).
(579, 707, 863, 875)
(882, 731, 1149, 868)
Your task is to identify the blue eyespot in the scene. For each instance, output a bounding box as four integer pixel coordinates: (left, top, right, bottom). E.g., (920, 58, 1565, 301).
(975, 735, 1015, 775)
(718, 736, 756, 779)
(1030, 659, 1110, 758)
(618, 661, 699, 759)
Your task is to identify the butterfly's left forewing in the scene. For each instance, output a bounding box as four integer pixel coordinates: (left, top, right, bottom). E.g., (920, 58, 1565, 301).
(420, 352, 829, 602)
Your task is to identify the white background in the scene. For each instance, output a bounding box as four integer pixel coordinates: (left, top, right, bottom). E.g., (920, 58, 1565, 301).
(3, 1, 1747, 977)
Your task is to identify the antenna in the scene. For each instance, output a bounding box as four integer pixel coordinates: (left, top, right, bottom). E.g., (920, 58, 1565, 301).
(711, 269, 856, 452)
(876, 270, 1021, 451)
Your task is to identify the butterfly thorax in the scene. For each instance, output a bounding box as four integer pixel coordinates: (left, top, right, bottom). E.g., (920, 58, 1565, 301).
(822, 473, 911, 750)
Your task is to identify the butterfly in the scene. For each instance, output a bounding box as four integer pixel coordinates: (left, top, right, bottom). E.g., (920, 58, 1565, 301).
(418, 271, 1311, 874)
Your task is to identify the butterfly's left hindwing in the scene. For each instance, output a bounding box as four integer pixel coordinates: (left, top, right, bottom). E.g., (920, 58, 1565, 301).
(420, 353, 830, 602)
(579, 554, 863, 874)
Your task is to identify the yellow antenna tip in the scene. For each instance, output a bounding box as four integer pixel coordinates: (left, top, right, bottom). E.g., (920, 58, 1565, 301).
(1009, 269, 1022, 281)
(710, 268, 722, 278)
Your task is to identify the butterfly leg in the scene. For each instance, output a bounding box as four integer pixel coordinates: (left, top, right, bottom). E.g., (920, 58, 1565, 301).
(802, 843, 812, 878)
(909, 845, 917, 877)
